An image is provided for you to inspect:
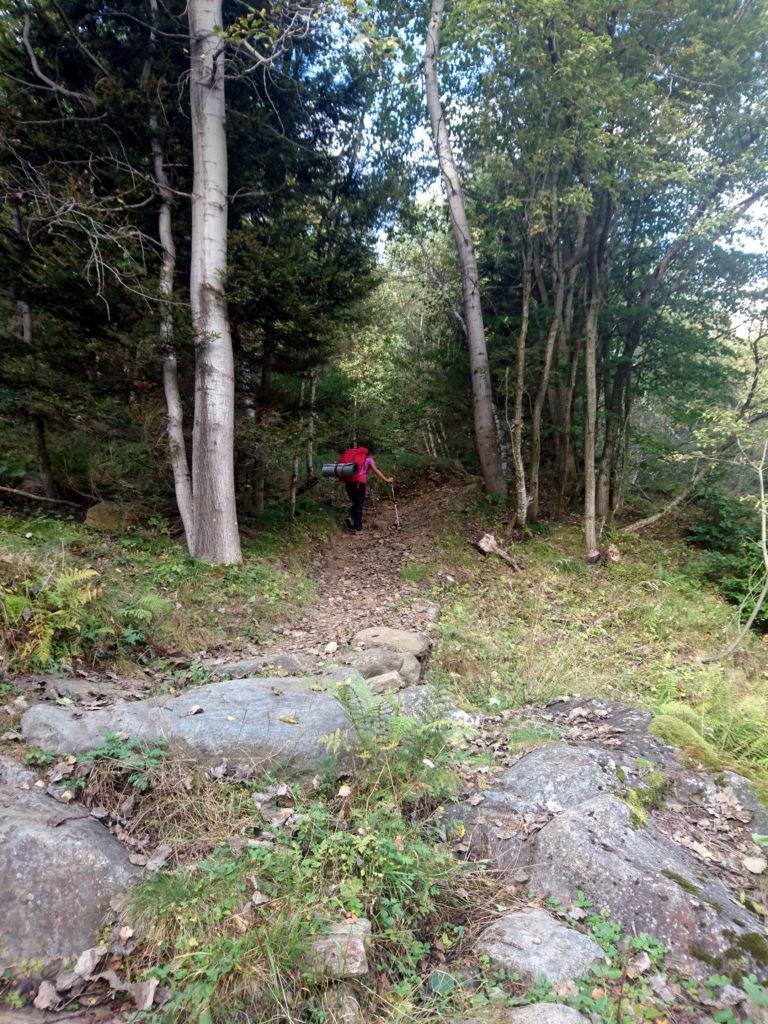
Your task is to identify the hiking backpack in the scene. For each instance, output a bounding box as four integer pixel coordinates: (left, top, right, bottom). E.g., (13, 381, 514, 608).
(337, 446, 368, 483)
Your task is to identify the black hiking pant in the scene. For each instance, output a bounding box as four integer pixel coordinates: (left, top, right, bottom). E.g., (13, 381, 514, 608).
(345, 481, 366, 532)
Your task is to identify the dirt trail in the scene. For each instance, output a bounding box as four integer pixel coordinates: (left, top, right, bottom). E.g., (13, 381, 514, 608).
(264, 480, 472, 656)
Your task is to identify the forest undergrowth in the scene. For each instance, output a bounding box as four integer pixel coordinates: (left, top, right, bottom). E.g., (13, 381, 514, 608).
(3, 486, 768, 1022)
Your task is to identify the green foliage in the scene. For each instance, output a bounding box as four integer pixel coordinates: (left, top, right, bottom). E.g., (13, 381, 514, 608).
(687, 487, 768, 628)
(125, 723, 470, 1024)
(331, 677, 469, 801)
(1, 566, 100, 667)
(82, 732, 169, 793)
(0, 512, 319, 670)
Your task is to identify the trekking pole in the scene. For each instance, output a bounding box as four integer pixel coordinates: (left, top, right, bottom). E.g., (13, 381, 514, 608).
(390, 484, 401, 529)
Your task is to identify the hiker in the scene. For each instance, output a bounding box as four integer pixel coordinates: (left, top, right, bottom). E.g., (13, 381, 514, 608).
(343, 445, 393, 535)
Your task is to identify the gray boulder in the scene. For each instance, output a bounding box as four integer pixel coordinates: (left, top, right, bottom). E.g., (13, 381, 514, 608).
(21, 678, 457, 770)
(0, 757, 138, 970)
(345, 647, 421, 685)
(21, 677, 354, 769)
(464, 1007, 588, 1024)
(506, 1007, 590, 1024)
(475, 908, 602, 986)
(212, 652, 314, 678)
(453, 744, 619, 871)
(352, 627, 430, 659)
(529, 793, 767, 979)
(546, 698, 677, 767)
(0, 757, 35, 788)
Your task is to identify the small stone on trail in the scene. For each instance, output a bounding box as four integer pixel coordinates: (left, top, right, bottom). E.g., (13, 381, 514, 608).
(475, 908, 603, 986)
(367, 670, 406, 693)
(325, 641, 338, 654)
(352, 626, 430, 659)
(305, 919, 371, 978)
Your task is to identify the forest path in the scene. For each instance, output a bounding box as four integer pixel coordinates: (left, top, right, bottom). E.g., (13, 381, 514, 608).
(263, 478, 473, 657)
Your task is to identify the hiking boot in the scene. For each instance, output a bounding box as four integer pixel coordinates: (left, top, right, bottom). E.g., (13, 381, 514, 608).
(354, 530, 363, 536)
(346, 516, 354, 528)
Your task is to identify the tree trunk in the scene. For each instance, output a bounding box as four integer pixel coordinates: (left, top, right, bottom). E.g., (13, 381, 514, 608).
(188, 0, 241, 563)
(529, 256, 564, 522)
(583, 275, 600, 560)
(261, 338, 275, 404)
(31, 414, 58, 499)
(146, 56, 194, 550)
(289, 454, 299, 519)
(509, 263, 531, 526)
(252, 454, 265, 518)
(423, 0, 505, 496)
(10, 198, 58, 500)
(306, 370, 317, 482)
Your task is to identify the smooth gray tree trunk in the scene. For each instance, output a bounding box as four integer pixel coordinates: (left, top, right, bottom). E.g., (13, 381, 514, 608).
(583, 278, 600, 561)
(188, 0, 242, 563)
(424, 0, 506, 496)
(145, 0, 195, 551)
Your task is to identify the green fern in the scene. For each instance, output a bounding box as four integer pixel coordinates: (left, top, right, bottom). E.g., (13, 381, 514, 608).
(0, 567, 100, 668)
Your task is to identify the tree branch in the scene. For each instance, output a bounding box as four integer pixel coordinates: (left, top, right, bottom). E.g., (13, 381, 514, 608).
(22, 13, 91, 101)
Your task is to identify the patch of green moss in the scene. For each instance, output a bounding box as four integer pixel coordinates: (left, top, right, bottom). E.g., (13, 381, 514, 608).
(649, 715, 722, 769)
(661, 869, 700, 896)
(616, 765, 626, 784)
(623, 796, 648, 829)
(726, 932, 768, 966)
(689, 944, 723, 968)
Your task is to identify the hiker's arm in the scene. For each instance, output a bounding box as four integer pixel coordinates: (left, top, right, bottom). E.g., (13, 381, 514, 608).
(371, 461, 394, 485)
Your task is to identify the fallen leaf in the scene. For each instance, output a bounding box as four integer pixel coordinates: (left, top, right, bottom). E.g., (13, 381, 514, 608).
(75, 944, 108, 978)
(33, 981, 58, 1010)
(146, 844, 172, 872)
(54, 971, 79, 993)
(743, 855, 767, 875)
(627, 950, 652, 978)
(185, 705, 204, 716)
(277, 714, 299, 725)
(132, 977, 159, 1011)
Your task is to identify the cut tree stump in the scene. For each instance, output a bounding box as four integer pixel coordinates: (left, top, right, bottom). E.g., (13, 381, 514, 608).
(472, 532, 523, 570)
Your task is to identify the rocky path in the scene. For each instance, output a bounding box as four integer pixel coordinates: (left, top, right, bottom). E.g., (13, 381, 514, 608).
(259, 478, 469, 656)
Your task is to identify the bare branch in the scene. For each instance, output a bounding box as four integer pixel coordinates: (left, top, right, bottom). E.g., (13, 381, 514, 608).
(21, 13, 91, 101)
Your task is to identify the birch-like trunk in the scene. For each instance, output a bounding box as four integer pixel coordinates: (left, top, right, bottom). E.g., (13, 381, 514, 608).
(188, 0, 241, 563)
(144, 0, 194, 550)
(529, 260, 564, 522)
(583, 277, 600, 561)
(510, 265, 531, 526)
(424, 0, 505, 496)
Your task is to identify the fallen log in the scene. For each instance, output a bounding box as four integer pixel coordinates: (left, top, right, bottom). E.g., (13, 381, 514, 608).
(472, 531, 523, 570)
(0, 485, 82, 509)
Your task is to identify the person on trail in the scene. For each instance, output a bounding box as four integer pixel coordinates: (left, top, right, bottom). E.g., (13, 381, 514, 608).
(344, 445, 393, 535)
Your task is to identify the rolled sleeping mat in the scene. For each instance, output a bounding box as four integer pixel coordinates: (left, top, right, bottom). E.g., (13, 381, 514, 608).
(322, 462, 357, 479)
